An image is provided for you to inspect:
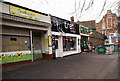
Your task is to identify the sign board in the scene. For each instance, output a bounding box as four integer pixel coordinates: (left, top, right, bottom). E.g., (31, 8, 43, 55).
(51, 17, 79, 35)
(10, 5, 40, 21)
(48, 35, 52, 47)
(80, 26, 88, 34)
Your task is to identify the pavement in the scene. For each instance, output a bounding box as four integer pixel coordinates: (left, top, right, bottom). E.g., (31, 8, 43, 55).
(2, 52, 118, 79)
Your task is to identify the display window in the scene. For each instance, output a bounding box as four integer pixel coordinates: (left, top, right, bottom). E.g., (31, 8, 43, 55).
(81, 36, 89, 52)
(63, 36, 76, 51)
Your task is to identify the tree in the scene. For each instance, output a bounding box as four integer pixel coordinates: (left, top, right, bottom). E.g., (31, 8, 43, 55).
(71, 0, 120, 21)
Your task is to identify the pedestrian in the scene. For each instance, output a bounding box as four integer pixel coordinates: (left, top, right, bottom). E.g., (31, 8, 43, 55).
(88, 44, 92, 52)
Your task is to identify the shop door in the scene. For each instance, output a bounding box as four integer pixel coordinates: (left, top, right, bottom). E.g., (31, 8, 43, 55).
(81, 36, 89, 52)
(55, 39, 59, 57)
(55, 36, 63, 57)
(33, 33, 42, 59)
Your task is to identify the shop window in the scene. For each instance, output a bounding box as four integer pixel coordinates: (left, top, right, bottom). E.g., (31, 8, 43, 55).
(63, 36, 76, 51)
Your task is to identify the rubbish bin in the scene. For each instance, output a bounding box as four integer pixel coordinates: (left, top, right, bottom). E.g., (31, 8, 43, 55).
(97, 46, 106, 54)
(114, 44, 118, 51)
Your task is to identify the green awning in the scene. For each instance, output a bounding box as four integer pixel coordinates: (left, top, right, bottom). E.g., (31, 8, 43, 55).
(89, 30, 93, 32)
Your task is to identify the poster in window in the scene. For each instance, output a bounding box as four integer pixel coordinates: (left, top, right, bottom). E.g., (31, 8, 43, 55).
(48, 35, 52, 47)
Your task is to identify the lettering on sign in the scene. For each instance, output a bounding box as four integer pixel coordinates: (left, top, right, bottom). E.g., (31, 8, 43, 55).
(51, 17, 79, 34)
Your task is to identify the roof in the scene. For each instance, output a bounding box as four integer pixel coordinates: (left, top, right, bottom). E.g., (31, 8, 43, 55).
(77, 20, 96, 29)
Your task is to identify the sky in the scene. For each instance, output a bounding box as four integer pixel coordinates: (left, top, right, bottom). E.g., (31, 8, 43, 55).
(3, 0, 119, 23)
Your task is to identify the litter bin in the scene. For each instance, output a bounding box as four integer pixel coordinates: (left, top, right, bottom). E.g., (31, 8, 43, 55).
(97, 46, 106, 54)
(114, 44, 118, 51)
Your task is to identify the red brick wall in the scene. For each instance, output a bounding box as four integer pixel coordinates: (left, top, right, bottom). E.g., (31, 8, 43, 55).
(96, 10, 118, 36)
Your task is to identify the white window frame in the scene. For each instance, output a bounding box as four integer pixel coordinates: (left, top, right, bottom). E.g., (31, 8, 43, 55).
(102, 19, 105, 30)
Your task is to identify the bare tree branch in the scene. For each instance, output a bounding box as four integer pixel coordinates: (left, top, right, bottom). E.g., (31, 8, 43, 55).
(70, 0, 81, 14)
(80, 0, 86, 13)
(85, 0, 94, 11)
(45, 0, 48, 4)
(96, 0, 107, 18)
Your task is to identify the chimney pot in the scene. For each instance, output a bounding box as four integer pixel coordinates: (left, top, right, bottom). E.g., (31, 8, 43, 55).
(70, 16, 74, 22)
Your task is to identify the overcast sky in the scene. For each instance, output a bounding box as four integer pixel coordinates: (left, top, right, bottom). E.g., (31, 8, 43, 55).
(3, 0, 119, 23)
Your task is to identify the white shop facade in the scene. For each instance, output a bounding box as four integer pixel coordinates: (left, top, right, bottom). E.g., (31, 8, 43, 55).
(51, 16, 81, 58)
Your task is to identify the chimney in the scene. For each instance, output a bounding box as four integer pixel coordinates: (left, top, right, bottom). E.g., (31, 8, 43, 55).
(70, 16, 74, 22)
(107, 10, 112, 15)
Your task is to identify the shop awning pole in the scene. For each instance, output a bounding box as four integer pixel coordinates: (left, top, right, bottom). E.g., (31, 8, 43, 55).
(30, 30, 33, 62)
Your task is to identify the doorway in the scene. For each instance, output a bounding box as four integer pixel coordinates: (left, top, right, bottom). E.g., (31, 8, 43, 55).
(33, 31, 42, 59)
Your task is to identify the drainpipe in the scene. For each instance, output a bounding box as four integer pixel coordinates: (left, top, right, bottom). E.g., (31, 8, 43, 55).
(30, 30, 33, 62)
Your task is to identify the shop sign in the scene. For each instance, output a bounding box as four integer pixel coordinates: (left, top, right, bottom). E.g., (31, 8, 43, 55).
(80, 26, 88, 34)
(10, 5, 40, 21)
(51, 17, 79, 34)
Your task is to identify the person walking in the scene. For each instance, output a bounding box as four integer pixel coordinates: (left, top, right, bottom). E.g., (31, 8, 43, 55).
(88, 44, 92, 52)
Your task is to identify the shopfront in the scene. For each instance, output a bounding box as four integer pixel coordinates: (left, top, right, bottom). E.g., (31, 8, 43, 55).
(0, 2, 52, 64)
(80, 25, 89, 52)
(51, 16, 81, 58)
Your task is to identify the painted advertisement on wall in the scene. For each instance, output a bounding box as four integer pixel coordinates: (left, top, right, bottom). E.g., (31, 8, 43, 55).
(0, 51, 31, 64)
(33, 50, 42, 59)
(0, 50, 42, 64)
(10, 5, 40, 21)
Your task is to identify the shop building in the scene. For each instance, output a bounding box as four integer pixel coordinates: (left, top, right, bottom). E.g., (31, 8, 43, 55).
(77, 19, 105, 50)
(0, 2, 52, 64)
(79, 25, 89, 52)
(51, 16, 81, 58)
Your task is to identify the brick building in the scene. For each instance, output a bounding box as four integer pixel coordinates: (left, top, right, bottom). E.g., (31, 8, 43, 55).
(89, 31, 104, 48)
(96, 10, 118, 44)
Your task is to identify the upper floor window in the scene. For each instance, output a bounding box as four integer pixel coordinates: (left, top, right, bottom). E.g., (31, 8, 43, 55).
(102, 30, 105, 35)
(102, 22, 105, 30)
(114, 20, 117, 28)
(107, 17, 112, 29)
